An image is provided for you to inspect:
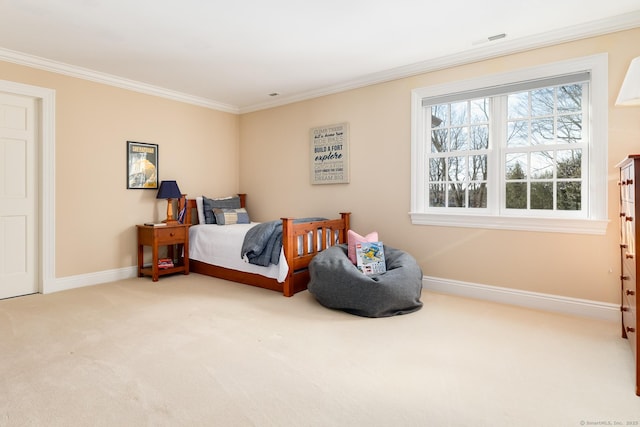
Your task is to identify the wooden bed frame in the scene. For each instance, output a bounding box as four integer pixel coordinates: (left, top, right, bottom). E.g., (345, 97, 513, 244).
(178, 194, 350, 297)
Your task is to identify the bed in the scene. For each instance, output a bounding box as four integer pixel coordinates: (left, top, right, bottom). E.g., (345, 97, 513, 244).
(179, 194, 350, 297)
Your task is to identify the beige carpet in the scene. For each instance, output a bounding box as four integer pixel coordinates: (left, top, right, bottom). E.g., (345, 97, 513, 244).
(1, 274, 639, 426)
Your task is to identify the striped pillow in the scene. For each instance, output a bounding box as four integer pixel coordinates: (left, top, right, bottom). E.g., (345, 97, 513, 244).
(213, 208, 250, 225)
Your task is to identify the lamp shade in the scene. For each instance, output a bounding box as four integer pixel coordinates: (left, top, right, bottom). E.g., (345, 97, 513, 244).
(156, 180, 181, 199)
(616, 56, 640, 107)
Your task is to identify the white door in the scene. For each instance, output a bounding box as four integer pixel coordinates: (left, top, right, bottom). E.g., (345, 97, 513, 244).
(0, 92, 37, 299)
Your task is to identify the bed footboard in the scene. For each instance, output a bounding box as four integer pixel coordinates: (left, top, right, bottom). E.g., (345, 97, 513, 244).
(281, 213, 350, 297)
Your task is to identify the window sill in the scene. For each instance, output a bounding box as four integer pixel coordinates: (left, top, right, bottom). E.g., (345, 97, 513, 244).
(409, 212, 609, 235)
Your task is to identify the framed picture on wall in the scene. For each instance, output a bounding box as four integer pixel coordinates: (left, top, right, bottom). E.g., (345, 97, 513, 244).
(127, 141, 158, 189)
(310, 122, 349, 185)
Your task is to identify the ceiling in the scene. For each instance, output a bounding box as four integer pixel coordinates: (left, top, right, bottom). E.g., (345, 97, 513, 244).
(1, 1, 639, 113)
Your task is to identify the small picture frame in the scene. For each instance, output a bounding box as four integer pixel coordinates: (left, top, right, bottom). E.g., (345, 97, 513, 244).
(127, 141, 158, 189)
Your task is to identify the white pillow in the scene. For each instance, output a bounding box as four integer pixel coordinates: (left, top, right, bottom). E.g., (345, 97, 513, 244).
(196, 196, 205, 225)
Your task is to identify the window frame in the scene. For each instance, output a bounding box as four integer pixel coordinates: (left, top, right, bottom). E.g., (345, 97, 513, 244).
(410, 54, 609, 235)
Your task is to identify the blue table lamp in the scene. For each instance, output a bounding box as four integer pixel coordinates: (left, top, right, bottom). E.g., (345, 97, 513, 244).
(157, 180, 182, 224)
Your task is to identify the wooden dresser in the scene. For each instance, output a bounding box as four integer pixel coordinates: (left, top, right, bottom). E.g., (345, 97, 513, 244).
(618, 155, 640, 396)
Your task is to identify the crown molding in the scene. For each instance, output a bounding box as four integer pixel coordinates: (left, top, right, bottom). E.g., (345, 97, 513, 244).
(1, 10, 638, 115)
(0, 47, 240, 114)
(239, 10, 640, 113)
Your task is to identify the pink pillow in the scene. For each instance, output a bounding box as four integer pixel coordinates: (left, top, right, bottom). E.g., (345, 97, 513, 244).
(347, 230, 379, 265)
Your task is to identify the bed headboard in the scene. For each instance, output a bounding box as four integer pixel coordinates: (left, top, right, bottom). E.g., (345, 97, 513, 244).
(178, 193, 247, 225)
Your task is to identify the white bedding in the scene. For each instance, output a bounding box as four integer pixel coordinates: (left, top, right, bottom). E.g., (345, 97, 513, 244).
(188, 223, 289, 283)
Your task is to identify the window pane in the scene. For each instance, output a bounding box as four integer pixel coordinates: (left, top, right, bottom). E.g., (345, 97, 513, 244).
(450, 101, 467, 126)
(429, 184, 445, 207)
(531, 118, 554, 145)
(508, 92, 528, 119)
(557, 114, 582, 143)
(429, 157, 446, 182)
(431, 129, 448, 153)
(557, 84, 582, 112)
(448, 183, 465, 207)
(506, 153, 527, 179)
(531, 151, 553, 179)
(531, 87, 554, 116)
(531, 182, 553, 210)
(431, 105, 447, 127)
(470, 155, 487, 180)
(468, 183, 487, 208)
(450, 127, 468, 151)
(471, 124, 488, 150)
(557, 149, 581, 179)
(506, 182, 527, 209)
(557, 181, 581, 210)
(507, 120, 529, 147)
(470, 99, 489, 123)
(448, 157, 466, 181)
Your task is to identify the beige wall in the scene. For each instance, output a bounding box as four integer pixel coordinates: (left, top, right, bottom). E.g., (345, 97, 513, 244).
(1, 28, 638, 303)
(0, 61, 240, 277)
(239, 28, 640, 304)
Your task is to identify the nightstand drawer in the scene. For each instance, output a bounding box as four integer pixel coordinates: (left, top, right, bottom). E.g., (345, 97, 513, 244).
(155, 226, 186, 243)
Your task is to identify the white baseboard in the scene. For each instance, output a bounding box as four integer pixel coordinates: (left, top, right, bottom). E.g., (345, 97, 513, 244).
(46, 266, 138, 294)
(423, 276, 620, 322)
(45, 269, 620, 322)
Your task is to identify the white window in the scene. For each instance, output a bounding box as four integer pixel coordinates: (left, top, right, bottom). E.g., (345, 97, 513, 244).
(410, 54, 608, 234)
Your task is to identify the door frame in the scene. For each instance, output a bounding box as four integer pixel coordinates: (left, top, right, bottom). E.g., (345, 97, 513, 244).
(0, 80, 55, 294)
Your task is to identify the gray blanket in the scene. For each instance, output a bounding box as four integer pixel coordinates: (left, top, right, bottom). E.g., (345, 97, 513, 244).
(241, 218, 326, 266)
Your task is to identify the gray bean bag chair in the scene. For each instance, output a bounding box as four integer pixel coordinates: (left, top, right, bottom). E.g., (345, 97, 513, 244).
(308, 244, 423, 318)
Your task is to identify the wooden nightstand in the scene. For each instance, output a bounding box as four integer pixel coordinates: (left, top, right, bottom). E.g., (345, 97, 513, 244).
(137, 224, 189, 281)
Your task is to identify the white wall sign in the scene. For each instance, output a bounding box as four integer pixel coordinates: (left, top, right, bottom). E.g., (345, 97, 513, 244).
(310, 122, 349, 185)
